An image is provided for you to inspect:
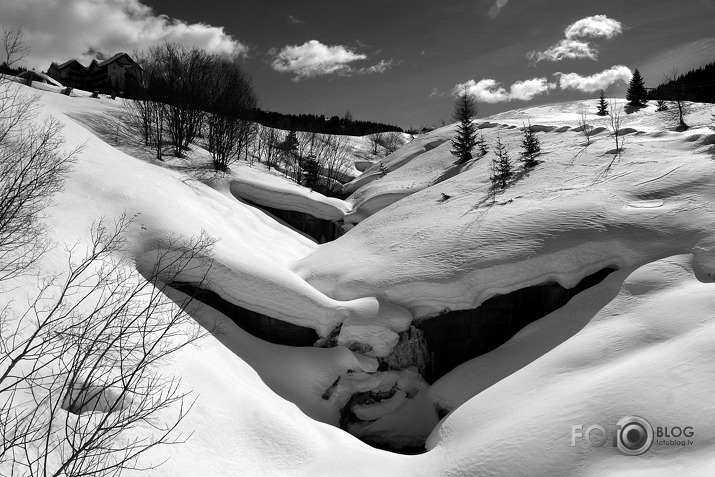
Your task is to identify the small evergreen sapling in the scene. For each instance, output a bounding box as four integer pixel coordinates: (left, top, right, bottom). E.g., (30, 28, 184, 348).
(476, 132, 489, 157)
(521, 121, 541, 168)
(490, 135, 512, 190)
(597, 90, 609, 116)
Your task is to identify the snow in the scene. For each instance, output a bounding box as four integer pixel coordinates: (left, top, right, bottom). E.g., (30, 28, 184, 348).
(3, 79, 715, 475)
(294, 100, 715, 320)
(225, 171, 350, 221)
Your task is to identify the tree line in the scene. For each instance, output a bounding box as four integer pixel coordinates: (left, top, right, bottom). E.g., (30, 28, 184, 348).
(649, 61, 715, 104)
(251, 109, 403, 136)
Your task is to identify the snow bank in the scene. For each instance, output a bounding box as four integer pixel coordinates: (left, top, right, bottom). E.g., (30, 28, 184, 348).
(225, 173, 350, 221)
(427, 254, 715, 476)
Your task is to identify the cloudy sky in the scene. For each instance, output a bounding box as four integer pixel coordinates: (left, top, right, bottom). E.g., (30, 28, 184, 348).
(2, 0, 714, 128)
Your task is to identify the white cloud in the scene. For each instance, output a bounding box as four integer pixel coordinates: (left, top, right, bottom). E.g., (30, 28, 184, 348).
(564, 15, 623, 40)
(454, 77, 556, 103)
(270, 40, 365, 79)
(354, 59, 395, 75)
(528, 14, 622, 64)
(0, 0, 248, 69)
(555, 65, 632, 92)
(509, 77, 558, 100)
(454, 66, 631, 103)
(527, 39, 597, 63)
(488, 0, 510, 19)
(270, 40, 391, 80)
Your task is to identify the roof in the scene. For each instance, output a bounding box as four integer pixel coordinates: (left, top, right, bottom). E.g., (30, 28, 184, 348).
(52, 59, 86, 71)
(97, 52, 138, 68)
(49, 53, 140, 72)
(17, 70, 63, 87)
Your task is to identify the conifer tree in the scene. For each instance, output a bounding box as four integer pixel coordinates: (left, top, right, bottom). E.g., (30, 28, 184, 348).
(450, 87, 479, 164)
(476, 132, 489, 157)
(597, 90, 609, 116)
(302, 154, 321, 190)
(626, 69, 648, 107)
(521, 121, 541, 168)
(490, 135, 512, 190)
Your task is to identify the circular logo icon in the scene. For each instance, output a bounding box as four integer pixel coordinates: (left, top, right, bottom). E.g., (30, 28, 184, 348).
(616, 415, 653, 456)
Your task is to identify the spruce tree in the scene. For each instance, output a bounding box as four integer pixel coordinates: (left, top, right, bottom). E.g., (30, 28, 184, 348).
(521, 121, 541, 168)
(490, 135, 512, 190)
(626, 69, 648, 107)
(302, 155, 321, 190)
(281, 130, 299, 155)
(597, 90, 609, 116)
(476, 132, 489, 157)
(450, 87, 479, 164)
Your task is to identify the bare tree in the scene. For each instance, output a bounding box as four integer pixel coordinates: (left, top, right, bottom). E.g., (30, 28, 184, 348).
(382, 132, 404, 154)
(144, 43, 210, 157)
(604, 99, 625, 152)
(0, 116, 79, 283)
(368, 131, 385, 156)
(205, 55, 257, 171)
(577, 110, 594, 146)
(662, 69, 690, 131)
(315, 133, 350, 190)
(0, 217, 215, 476)
(257, 126, 280, 171)
(0, 32, 80, 284)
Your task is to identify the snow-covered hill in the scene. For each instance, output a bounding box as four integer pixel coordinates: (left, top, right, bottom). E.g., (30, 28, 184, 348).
(2, 81, 715, 476)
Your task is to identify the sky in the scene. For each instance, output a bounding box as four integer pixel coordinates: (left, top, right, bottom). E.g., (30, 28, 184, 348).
(2, 0, 714, 129)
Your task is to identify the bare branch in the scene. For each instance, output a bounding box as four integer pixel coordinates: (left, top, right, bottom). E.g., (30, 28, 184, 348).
(3, 26, 30, 68)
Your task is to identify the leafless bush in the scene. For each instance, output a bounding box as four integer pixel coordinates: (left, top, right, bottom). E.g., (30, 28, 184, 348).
(577, 110, 594, 146)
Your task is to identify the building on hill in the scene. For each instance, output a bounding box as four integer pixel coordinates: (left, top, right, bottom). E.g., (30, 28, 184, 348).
(47, 53, 141, 94)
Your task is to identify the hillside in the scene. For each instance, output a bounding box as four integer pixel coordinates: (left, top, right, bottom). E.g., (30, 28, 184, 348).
(2, 80, 715, 476)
